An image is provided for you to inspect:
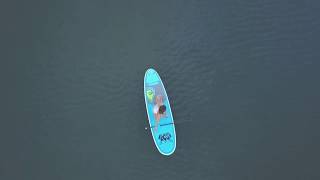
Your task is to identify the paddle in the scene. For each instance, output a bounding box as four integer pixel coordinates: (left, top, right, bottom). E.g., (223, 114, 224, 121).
(144, 119, 193, 130)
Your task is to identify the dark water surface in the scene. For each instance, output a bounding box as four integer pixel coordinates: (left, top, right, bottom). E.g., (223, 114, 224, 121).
(1, 0, 320, 179)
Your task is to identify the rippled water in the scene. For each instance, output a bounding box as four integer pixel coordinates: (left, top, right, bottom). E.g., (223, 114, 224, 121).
(1, 0, 320, 179)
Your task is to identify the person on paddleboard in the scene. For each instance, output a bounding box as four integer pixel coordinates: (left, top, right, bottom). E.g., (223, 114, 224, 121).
(153, 95, 166, 131)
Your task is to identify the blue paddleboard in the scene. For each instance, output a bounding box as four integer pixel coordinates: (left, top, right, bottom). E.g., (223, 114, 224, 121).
(144, 68, 176, 156)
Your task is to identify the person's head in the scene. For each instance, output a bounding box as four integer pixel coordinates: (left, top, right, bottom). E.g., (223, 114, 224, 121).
(158, 105, 166, 114)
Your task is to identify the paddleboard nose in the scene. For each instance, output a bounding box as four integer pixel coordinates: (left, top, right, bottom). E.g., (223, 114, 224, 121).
(145, 69, 160, 85)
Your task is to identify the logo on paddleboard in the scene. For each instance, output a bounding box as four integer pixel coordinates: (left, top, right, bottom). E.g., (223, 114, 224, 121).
(158, 132, 172, 143)
(146, 88, 155, 102)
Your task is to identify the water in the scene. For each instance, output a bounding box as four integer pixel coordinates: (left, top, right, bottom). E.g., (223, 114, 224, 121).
(1, 0, 320, 179)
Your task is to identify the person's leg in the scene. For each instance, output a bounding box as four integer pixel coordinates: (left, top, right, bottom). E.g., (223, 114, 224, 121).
(154, 114, 160, 131)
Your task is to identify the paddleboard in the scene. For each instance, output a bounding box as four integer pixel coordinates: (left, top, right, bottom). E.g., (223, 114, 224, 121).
(144, 68, 176, 156)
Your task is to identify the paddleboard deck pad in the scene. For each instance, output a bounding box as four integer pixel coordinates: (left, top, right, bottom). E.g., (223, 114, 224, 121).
(144, 68, 176, 156)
